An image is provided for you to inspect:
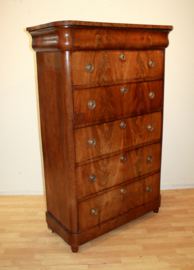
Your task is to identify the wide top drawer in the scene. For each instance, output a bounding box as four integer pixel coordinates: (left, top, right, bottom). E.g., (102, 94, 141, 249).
(72, 50, 164, 87)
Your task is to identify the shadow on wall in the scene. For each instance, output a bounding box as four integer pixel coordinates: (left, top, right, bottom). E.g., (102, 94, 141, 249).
(24, 28, 46, 194)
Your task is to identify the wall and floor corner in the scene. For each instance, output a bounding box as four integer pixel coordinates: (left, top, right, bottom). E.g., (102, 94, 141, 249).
(0, 0, 194, 195)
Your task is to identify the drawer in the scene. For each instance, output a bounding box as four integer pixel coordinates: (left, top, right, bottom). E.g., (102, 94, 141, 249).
(78, 173, 160, 232)
(73, 80, 163, 125)
(72, 50, 164, 87)
(76, 143, 161, 199)
(75, 111, 162, 163)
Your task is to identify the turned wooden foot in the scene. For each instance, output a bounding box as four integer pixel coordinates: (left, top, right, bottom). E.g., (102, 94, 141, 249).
(153, 208, 159, 213)
(71, 246, 78, 253)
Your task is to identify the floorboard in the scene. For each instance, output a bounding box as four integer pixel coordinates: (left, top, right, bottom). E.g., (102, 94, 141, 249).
(0, 189, 194, 269)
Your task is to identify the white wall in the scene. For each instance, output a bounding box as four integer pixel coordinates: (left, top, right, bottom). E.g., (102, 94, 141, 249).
(1, 0, 194, 195)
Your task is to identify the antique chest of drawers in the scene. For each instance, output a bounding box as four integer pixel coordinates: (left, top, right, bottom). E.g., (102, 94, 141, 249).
(27, 21, 172, 252)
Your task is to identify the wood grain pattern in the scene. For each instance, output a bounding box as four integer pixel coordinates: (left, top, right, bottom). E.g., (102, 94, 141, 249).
(26, 20, 173, 31)
(27, 26, 171, 52)
(76, 143, 161, 199)
(74, 80, 163, 125)
(1, 190, 194, 269)
(73, 28, 170, 50)
(72, 50, 164, 87)
(47, 196, 161, 248)
(29, 27, 74, 52)
(75, 112, 162, 163)
(78, 173, 160, 232)
(36, 51, 78, 233)
(144, 176, 160, 204)
(144, 173, 160, 203)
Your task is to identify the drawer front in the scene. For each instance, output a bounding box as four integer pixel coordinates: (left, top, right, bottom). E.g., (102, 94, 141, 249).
(78, 173, 160, 232)
(76, 143, 161, 199)
(74, 80, 163, 125)
(75, 111, 162, 163)
(72, 50, 164, 87)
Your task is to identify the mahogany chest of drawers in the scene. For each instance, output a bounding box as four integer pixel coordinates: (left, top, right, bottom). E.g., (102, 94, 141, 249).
(27, 21, 172, 252)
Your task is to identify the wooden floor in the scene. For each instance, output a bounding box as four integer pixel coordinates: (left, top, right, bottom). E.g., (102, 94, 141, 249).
(0, 189, 194, 270)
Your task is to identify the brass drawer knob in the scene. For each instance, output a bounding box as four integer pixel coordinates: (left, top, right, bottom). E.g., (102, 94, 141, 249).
(88, 138, 96, 147)
(146, 186, 152, 193)
(148, 59, 155, 68)
(88, 100, 96, 110)
(119, 53, 126, 61)
(89, 174, 97, 183)
(121, 86, 128, 94)
(147, 124, 153, 132)
(120, 155, 126, 162)
(120, 188, 126, 195)
(85, 62, 94, 72)
(91, 208, 98, 216)
(147, 156, 153, 163)
(149, 91, 155, 100)
(120, 122, 126, 129)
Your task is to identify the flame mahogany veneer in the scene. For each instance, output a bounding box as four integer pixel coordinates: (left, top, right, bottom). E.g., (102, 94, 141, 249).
(27, 20, 172, 253)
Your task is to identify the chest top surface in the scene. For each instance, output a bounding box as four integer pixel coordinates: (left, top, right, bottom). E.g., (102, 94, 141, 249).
(26, 20, 173, 31)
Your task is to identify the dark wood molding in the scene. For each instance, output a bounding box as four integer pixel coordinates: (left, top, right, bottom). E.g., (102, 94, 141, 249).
(27, 22, 172, 52)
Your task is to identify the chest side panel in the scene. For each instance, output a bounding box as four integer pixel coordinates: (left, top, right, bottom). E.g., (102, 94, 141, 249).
(36, 51, 78, 233)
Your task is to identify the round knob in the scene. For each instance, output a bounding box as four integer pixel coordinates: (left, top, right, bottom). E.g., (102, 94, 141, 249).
(147, 156, 153, 163)
(121, 86, 128, 94)
(147, 124, 153, 132)
(149, 91, 155, 100)
(146, 186, 152, 193)
(120, 155, 126, 162)
(88, 100, 96, 110)
(120, 188, 126, 195)
(119, 53, 126, 61)
(91, 208, 98, 216)
(120, 122, 126, 129)
(148, 59, 154, 68)
(89, 174, 97, 183)
(85, 62, 94, 72)
(88, 138, 96, 147)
